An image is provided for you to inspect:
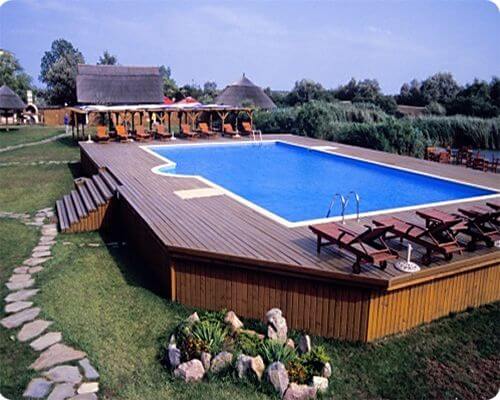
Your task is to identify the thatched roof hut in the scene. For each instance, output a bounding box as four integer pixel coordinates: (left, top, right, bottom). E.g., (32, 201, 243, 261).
(76, 64, 163, 105)
(0, 85, 26, 110)
(216, 74, 276, 109)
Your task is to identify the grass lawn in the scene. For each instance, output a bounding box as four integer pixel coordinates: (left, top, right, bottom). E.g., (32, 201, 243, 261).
(0, 136, 80, 164)
(0, 126, 66, 149)
(0, 220, 39, 399)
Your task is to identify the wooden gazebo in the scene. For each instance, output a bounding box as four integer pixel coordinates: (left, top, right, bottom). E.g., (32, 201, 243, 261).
(0, 85, 26, 126)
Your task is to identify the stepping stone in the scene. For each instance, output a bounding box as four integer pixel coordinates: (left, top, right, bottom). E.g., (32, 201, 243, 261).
(79, 358, 99, 380)
(40, 240, 56, 247)
(22, 377, 52, 398)
(18, 319, 52, 342)
(32, 251, 51, 258)
(5, 288, 39, 302)
(33, 245, 52, 253)
(9, 273, 32, 283)
(48, 383, 76, 400)
(31, 344, 86, 371)
(69, 394, 97, 400)
(40, 234, 57, 242)
(6, 278, 35, 290)
(31, 331, 62, 351)
(29, 266, 44, 274)
(23, 257, 51, 267)
(13, 266, 30, 274)
(5, 301, 33, 314)
(77, 382, 98, 394)
(44, 365, 82, 384)
(0, 307, 40, 329)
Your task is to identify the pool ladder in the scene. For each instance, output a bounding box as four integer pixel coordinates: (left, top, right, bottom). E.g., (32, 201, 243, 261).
(252, 129, 263, 142)
(325, 191, 361, 224)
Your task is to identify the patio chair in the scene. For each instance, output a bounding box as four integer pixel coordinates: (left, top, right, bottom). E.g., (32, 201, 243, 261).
(134, 126, 152, 142)
(222, 123, 240, 138)
(457, 206, 500, 249)
(309, 222, 398, 274)
(155, 124, 172, 140)
(372, 216, 464, 265)
(438, 151, 450, 163)
(180, 123, 199, 139)
(425, 147, 436, 161)
(197, 122, 217, 138)
(95, 126, 110, 143)
(116, 125, 129, 142)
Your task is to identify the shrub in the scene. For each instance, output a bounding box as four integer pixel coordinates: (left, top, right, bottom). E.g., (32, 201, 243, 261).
(235, 332, 262, 357)
(423, 101, 446, 116)
(300, 346, 330, 377)
(258, 340, 297, 365)
(253, 107, 299, 133)
(191, 320, 228, 354)
(286, 359, 310, 384)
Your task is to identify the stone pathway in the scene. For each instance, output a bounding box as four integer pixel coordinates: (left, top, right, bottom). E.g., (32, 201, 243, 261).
(0, 132, 71, 154)
(0, 160, 79, 168)
(0, 207, 100, 399)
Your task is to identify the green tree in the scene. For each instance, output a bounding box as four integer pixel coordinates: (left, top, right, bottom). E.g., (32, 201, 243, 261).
(0, 51, 32, 101)
(397, 79, 424, 106)
(97, 50, 117, 65)
(286, 79, 326, 105)
(420, 72, 460, 105)
(40, 39, 84, 105)
(490, 76, 500, 108)
(159, 65, 178, 98)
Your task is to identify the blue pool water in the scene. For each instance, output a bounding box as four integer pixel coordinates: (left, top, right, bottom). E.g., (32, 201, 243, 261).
(150, 142, 496, 223)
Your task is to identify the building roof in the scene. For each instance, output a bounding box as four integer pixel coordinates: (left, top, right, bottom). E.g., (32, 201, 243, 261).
(76, 64, 164, 105)
(397, 105, 425, 117)
(215, 74, 276, 109)
(0, 85, 26, 110)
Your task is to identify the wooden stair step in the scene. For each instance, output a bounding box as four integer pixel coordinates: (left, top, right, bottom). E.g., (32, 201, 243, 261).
(56, 199, 69, 232)
(76, 180, 97, 213)
(70, 190, 87, 219)
(84, 179, 106, 207)
(63, 194, 78, 226)
(99, 169, 120, 192)
(92, 174, 113, 200)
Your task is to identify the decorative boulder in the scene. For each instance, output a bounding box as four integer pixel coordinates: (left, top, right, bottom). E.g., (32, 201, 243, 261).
(224, 311, 243, 332)
(167, 344, 181, 369)
(210, 351, 233, 374)
(265, 308, 288, 343)
(286, 338, 295, 349)
(321, 362, 332, 378)
(283, 382, 317, 400)
(250, 355, 265, 381)
(298, 335, 311, 354)
(173, 359, 205, 382)
(200, 352, 212, 372)
(186, 312, 200, 325)
(236, 354, 252, 378)
(266, 362, 289, 397)
(312, 376, 328, 393)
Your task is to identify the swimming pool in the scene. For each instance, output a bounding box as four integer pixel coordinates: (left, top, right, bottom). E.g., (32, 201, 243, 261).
(146, 141, 498, 226)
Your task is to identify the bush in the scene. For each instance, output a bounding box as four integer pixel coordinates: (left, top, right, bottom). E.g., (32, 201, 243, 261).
(423, 101, 446, 116)
(235, 332, 262, 357)
(191, 320, 228, 354)
(258, 340, 297, 365)
(300, 346, 330, 377)
(253, 107, 299, 133)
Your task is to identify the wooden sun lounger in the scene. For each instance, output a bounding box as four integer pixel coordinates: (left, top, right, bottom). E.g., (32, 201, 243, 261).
(155, 125, 172, 140)
(240, 122, 254, 136)
(180, 124, 199, 139)
(197, 122, 217, 138)
(222, 123, 240, 138)
(134, 126, 152, 142)
(309, 222, 398, 274)
(95, 126, 110, 143)
(487, 201, 500, 211)
(116, 125, 129, 142)
(458, 206, 500, 249)
(373, 215, 464, 265)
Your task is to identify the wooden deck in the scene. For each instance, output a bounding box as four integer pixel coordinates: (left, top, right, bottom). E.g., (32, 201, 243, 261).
(78, 134, 500, 341)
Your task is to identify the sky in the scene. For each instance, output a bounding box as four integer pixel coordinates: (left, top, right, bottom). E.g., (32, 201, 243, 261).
(0, 0, 499, 94)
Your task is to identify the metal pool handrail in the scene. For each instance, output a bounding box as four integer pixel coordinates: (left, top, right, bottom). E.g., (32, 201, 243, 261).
(346, 191, 361, 222)
(326, 193, 347, 223)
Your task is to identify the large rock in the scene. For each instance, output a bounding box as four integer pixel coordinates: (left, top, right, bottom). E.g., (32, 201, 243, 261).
(250, 355, 265, 381)
(186, 312, 200, 325)
(312, 376, 328, 394)
(286, 338, 295, 349)
(44, 365, 82, 384)
(5, 278, 35, 291)
(200, 351, 212, 371)
(283, 383, 317, 400)
(79, 358, 100, 380)
(47, 383, 76, 400)
(5, 300, 32, 314)
(167, 344, 181, 369)
(265, 308, 288, 343)
(23, 378, 52, 398)
(30, 331, 62, 351)
(31, 343, 86, 371)
(18, 319, 52, 342)
(236, 354, 252, 378)
(298, 335, 311, 354)
(0, 306, 40, 329)
(266, 362, 289, 397)
(321, 362, 332, 378)
(5, 288, 39, 302)
(224, 311, 243, 332)
(173, 359, 205, 382)
(210, 351, 233, 373)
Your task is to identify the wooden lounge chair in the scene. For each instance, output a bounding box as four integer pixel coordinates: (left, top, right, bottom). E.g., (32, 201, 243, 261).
(222, 123, 240, 138)
(457, 206, 500, 249)
(487, 201, 500, 211)
(95, 126, 110, 143)
(309, 222, 398, 274)
(180, 123, 199, 139)
(155, 124, 172, 140)
(437, 151, 450, 163)
(134, 126, 152, 142)
(116, 125, 129, 142)
(197, 122, 217, 138)
(373, 216, 464, 265)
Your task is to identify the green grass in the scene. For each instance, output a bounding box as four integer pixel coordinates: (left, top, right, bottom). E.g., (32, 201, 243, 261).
(35, 231, 500, 400)
(0, 164, 76, 213)
(0, 126, 66, 149)
(0, 136, 80, 164)
(0, 219, 40, 399)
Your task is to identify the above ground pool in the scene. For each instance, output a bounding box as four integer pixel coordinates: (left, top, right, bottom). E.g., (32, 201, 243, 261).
(146, 141, 498, 226)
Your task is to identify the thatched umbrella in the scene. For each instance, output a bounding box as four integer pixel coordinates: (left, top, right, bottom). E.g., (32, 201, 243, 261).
(0, 85, 26, 125)
(216, 74, 276, 109)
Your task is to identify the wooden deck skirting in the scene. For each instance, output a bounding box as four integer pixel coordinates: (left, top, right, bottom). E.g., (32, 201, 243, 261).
(77, 136, 500, 342)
